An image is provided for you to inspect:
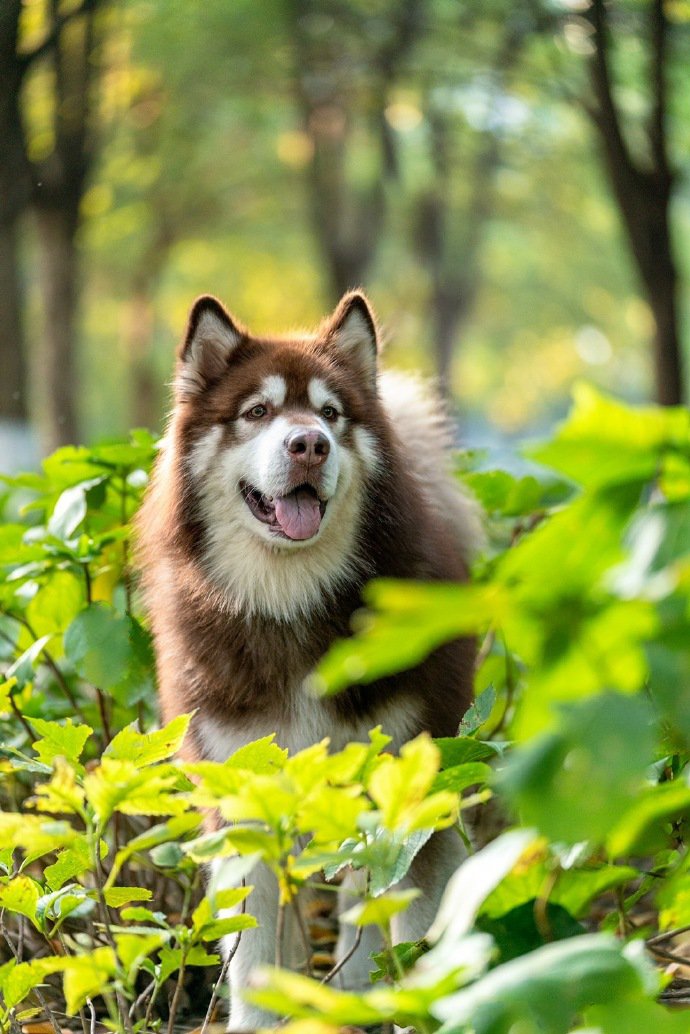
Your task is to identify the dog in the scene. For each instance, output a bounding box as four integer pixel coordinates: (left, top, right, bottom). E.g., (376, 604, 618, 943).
(138, 291, 481, 1029)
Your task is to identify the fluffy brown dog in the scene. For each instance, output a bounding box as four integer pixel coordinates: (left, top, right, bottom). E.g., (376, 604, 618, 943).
(138, 291, 480, 1028)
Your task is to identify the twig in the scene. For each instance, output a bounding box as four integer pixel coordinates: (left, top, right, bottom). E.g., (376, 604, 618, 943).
(166, 952, 187, 1034)
(647, 941, 690, 968)
(201, 929, 244, 1034)
(92, 846, 134, 1034)
(95, 689, 112, 746)
(128, 977, 156, 1022)
(648, 923, 690, 946)
(7, 691, 34, 744)
(320, 925, 362, 986)
(275, 902, 285, 969)
(292, 898, 313, 978)
(86, 997, 96, 1034)
(0, 916, 62, 1034)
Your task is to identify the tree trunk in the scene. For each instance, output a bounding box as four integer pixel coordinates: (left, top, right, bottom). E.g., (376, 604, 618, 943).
(0, 0, 31, 429)
(34, 204, 80, 451)
(586, 0, 684, 405)
(0, 219, 29, 422)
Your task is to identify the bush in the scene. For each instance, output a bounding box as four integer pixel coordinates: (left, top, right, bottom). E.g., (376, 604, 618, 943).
(1, 386, 690, 1033)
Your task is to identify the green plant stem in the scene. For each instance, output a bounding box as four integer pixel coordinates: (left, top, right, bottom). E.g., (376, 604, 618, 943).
(166, 949, 187, 1034)
(0, 917, 62, 1034)
(0, 609, 83, 716)
(91, 838, 134, 1034)
(96, 688, 112, 746)
(276, 900, 285, 968)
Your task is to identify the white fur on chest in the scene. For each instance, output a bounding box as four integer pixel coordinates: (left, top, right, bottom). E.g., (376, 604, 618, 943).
(198, 685, 423, 761)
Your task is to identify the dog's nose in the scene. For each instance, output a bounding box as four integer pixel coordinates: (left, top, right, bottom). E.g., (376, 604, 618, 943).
(285, 428, 330, 466)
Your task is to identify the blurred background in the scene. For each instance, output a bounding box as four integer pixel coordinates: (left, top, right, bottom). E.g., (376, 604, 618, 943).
(2, 0, 689, 470)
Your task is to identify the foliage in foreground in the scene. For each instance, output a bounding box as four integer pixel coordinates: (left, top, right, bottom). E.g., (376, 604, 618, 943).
(2, 386, 690, 1032)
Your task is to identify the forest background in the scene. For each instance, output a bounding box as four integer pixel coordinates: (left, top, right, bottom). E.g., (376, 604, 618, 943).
(2, 0, 690, 469)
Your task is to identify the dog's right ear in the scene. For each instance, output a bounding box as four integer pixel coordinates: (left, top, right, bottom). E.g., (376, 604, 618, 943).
(176, 295, 243, 399)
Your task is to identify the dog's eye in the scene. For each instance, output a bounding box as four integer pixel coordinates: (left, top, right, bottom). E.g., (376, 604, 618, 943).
(321, 405, 338, 421)
(245, 404, 268, 420)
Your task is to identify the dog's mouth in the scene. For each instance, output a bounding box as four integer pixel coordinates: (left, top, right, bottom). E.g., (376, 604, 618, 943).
(240, 481, 327, 541)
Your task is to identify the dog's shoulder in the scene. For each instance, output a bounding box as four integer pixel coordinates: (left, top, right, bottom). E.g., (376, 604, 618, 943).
(378, 370, 484, 564)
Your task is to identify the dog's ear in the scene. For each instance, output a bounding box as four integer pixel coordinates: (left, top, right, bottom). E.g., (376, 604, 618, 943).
(176, 295, 243, 399)
(326, 291, 379, 388)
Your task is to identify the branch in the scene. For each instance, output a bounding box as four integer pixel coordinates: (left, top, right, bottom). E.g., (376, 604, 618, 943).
(649, 0, 671, 181)
(586, 0, 637, 178)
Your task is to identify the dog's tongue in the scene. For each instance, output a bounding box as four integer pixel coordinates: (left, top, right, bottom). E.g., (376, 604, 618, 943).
(274, 488, 322, 540)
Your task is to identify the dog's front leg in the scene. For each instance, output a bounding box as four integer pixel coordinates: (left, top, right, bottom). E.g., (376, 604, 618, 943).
(212, 857, 293, 1032)
(390, 826, 467, 946)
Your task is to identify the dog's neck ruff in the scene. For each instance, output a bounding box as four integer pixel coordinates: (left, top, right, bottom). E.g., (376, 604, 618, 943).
(194, 473, 369, 623)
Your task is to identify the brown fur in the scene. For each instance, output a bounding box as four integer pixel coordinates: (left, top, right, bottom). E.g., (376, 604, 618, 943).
(138, 295, 475, 762)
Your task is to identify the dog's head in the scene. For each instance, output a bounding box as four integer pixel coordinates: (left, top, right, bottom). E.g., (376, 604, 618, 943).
(167, 292, 387, 616)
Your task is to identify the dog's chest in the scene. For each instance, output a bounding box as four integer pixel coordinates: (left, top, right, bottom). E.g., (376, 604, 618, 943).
(196, 681, 423, 761)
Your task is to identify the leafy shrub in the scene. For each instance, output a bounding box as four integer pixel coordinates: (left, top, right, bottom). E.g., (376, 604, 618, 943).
(1, 387, 690, 1033)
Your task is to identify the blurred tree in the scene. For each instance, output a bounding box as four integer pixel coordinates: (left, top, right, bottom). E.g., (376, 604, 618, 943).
(30, 0, 107, 450)
(582, 0, 684, 404)
(289, 0, 424, 302)
(412, 7, 535, 396)
(0, 1, 33, 432)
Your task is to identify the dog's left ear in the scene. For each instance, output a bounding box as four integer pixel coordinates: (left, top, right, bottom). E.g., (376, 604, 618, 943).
(326, 291, 379, 388)
(176, 295, 243, 400)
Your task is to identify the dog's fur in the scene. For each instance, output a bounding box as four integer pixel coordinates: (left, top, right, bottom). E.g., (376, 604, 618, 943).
(138, 291, 481, 1029)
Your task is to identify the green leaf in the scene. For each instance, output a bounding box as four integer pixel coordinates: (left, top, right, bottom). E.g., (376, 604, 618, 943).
(31, 717, 93, 767)
(225, 735, 289, 773)
(0, 875, 41, 928)
(26, 571, 84, 639)
(105, 713, 191, 766)
(341, 888, 420, 927)
(432, 936, 652, 1034)
(248, 969, 391, 1027)
(115, 931, 168, 978)
(108, 813, 201, 885)
(607, 779, 690, 857)
(0, 957, 68, 1010)
(84, 758, 189, 825)
(499, 694, 655, 845)
(370, 940, 426, 982)
(457, 688, 497, 737)
(0, 813, 77, 861)
(426, 830, 536, 947)
(431, 762, 492, 795)
(476, 900, 585, 963)
(64, 604, 155, 702)
(528, 383, 690, 491)
(61, 947, 117, 1015)
(314, 582, 499, 695)
(44, 836, 93, 891)
(6, 635, 53, 686)
(48, 483, 90, 539)
(158, 945, 219, 985)
(36, 885, 94, 929)
(585, 998, 690, 1034)
(368, 734, 456, 833)
(481, 856, 638, 922)
(104, 886, 153, 907)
